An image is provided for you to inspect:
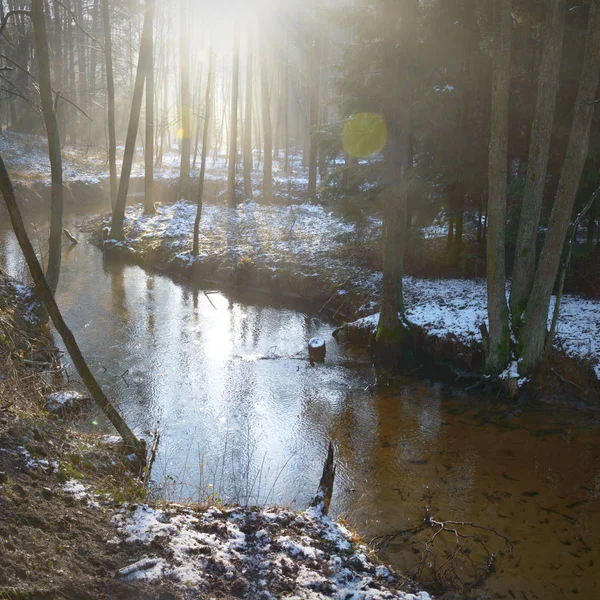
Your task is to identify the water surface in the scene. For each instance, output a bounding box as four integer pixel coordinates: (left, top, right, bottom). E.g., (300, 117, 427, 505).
(1, 217, 599, 599)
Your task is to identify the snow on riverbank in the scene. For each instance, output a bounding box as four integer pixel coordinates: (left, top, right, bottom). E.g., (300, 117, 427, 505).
(354, 279, 600, 378)
(114, 199, 599, 378)
(110, 503, 430, 599)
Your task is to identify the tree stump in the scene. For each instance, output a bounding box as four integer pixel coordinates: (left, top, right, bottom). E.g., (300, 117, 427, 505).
(308, 337, 326, 363)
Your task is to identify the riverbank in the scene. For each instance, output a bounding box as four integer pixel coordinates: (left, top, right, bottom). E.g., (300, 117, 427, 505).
(89, 199, 599, 401)
(0, 270, 431, 599)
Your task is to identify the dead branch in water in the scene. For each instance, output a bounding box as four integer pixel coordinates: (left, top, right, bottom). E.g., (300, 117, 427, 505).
(372, 515, 513, 594)
(311, 441, 336, 516)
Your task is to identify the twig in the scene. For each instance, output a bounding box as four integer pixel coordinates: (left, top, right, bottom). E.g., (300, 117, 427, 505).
(550, 367, 585, 394)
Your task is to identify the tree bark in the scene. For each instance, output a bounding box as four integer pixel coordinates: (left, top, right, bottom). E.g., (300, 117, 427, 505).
(32, 0, 63, 295)
(307, 19, 321, 202)
(227, 23, 240, 208)
(510, 0, 566, 326)
(101, 0, 117, 209)
(193, 43, 214, 256)
(375, 0, 416, 354)
(179, 0, 191, 199)
(485, 0, 511, 374)
(243, 33, 253, 199)
(259, 37, 273, 201)
(110, 0, 153, 240)
(520, 0, 600, 373)
(144, 0, 155, 213)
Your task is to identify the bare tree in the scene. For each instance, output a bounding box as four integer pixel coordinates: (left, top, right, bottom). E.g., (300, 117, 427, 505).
(31, 0, 63, 295)
(110, 0, 154, 240)
(144, 0, 155, 213)
(101, 0, 117, 209)
(243, 32, 253, 199)
(227, 23, 240, 208)
(484, 0, 511, 374)
(259, 37, 273, 201)
(510, 0, 566, 327)
(193, 42, 214, 256)
(519, 0, 600, 372)
(179, 0, 191, 199)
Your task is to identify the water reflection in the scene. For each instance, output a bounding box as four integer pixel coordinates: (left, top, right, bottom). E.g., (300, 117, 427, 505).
(1, 221, 599, 599)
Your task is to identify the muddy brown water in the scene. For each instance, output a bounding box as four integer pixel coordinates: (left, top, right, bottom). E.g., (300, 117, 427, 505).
(1, 216, 599, 599)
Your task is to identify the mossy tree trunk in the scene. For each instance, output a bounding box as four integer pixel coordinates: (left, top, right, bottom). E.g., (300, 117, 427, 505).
(519, 0, 600, 374)
(484, 0, 511, 375)
(375, 0, 417, 357)
(510, 0, 566, 328)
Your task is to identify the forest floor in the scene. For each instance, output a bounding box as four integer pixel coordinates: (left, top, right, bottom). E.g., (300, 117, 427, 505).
(0, 270, 432, 599)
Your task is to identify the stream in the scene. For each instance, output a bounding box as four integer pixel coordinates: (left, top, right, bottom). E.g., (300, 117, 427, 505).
(1, 214, 599, 599)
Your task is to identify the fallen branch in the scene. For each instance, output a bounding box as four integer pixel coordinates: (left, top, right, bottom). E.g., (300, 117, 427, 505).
(63, 228, 78, 245)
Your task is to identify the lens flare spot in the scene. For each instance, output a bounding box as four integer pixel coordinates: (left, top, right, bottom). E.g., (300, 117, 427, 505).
(342, 112, 388, 158)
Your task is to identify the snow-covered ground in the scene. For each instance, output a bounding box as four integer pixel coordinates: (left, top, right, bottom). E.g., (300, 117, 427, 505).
(56, 477, 431, 599)
(113, 199, 600, 378)
(110, 503, 430, 599)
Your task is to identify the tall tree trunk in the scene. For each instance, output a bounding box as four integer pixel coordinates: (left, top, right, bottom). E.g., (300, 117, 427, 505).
(307, 20, 321, 202)
(193, 43, 214, 256)
(227, 24, 240, 208)
(144, 0, 155, 213)
(102, 0, 117, 209)
(52, 0, 64, 140)
(243, 33, 253, 199)
(260, 37, 273, 201)
(376, 0, 416, 353)
(520, 0, 600, 373)
(110, 0, 153, 240)
(510, 0, 566, 326)
(32, 0, 63, 295)
(179, 0, 191, 199)
(485, 0, 512, 374)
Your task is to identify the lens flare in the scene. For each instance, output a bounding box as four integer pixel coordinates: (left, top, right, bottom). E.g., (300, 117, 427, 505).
(342, 112, 388, 158)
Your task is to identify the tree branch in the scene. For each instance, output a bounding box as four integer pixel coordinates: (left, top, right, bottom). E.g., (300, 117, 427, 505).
(0, 53, 92, 121)
(0, 9, 31, 40)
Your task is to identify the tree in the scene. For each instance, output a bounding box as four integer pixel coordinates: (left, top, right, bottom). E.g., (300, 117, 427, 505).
(179, 0, 191, 199)
(307, 15, 321, 202)
(0, 157, 145, 464)
(375, 0, 417, 354)
(510, 0, 566, 327)
(31, 0, 63, 295)
(243, 33, 253, 200)
(110, 0, 154, 240)
(193, 42, 214, 256)
(101, 0, 117, 210)
(144, 0, 155, 214)
(227, 23, 240, 208)
(484, 0, 511, 374)
(259, 37, 273, 201)
(519, 0, 600, 373)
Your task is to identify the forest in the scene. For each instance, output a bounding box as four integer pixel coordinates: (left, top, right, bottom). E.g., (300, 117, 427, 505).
(0, 0, 599, 599)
